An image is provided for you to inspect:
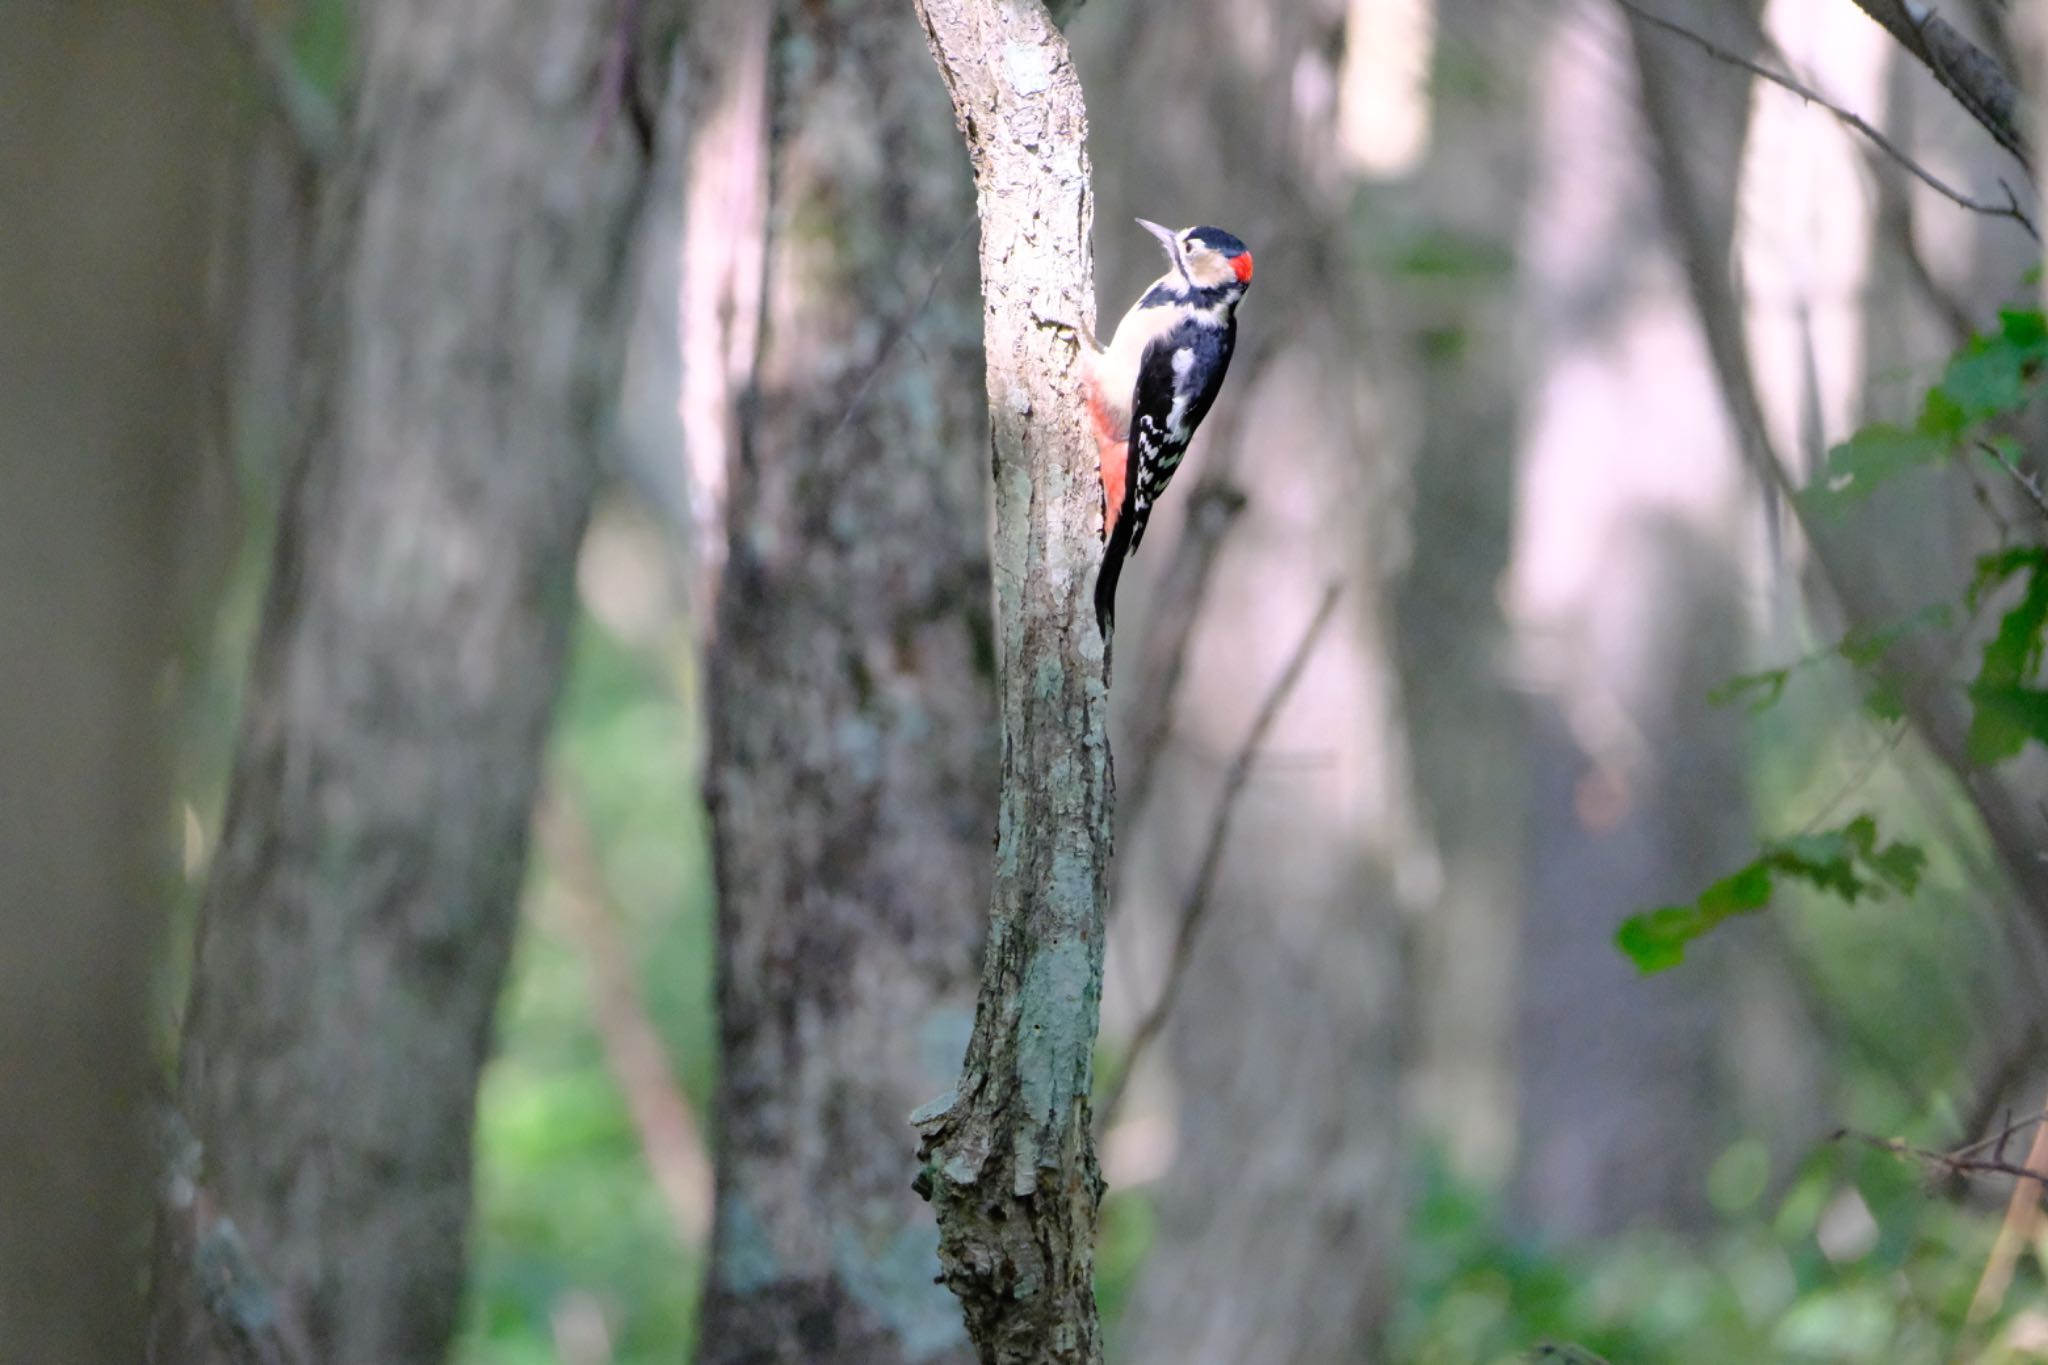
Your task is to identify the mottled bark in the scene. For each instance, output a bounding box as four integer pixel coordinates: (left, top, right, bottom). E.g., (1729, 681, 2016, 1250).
(147, 4, 670, 1361)
(694, 0, 993, 1359)
(0, 7, 221, 1360)
(906, 2, 1113, 1362)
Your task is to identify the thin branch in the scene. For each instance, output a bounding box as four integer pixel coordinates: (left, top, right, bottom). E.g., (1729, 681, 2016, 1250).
(1115, 479, 1250, 832)
(1963, 1091, 2048, 1336)
(1100, 583, 1343, 1131)
(1835, 1124, 2048, 1189)
(1958, 1023, 2048, 1151)
(1618, 0, 2037, 241)
(1978, 440, 2048, 522)
(155, 1108, 313, 1365)
(224, 0, 341, 160)
(536, 789, 714, 1247)
(1847, 0, 2029, 171)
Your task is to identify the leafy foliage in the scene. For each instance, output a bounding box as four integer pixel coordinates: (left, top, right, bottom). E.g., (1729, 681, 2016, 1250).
(1709, 605, 1950, 721)
(1395, 1142, 2027, 1365)
(1632, 306, 2048, 972)
(1805, 308, 2048, 509)
(1964, 546, 2048, 764)
(1617, 817, 1925, 974)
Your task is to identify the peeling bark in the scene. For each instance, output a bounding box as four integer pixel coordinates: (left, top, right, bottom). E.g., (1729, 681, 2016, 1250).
(906, 1, 1112, 1360)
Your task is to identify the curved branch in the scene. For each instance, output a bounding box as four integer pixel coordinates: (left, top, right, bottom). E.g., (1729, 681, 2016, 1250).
(1099, 583, 1343, 1132)
(1620, 0, 2037, 239)
(1848, 0, 2029, 170)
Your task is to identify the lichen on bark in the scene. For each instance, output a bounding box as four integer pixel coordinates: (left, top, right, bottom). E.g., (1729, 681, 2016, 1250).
(906, 0, 1113, 1360)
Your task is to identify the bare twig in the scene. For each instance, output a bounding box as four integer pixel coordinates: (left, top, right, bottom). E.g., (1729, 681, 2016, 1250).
(1847, 0, 2029, 171)
(1962, 1090, 2048, 1336)
(1100, 583, 1343, 1130)
(1835, 1123, 2048, 1188)
(155, 1108, 313, 1365)
(1619, 0, 2038, 240)
(1958, 1022, 2048, 1150)
(224, 0, 341, 160)
(1979, 440, 2048, 522)
(1115, 479, 1250, 831)
(536, 789, 714, 1246)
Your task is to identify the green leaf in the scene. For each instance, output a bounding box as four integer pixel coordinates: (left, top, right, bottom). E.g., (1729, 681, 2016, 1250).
(1707, 668, 1789, 712)
(1805, 308, 2047, 510)
(1708, 605, 1946, 716)
(1967, 546, 2048, 611)
(2001, 307, 2048, 349)
(1698, 861, 1772, 918)
(1615, 907, 1701, 975)
(1965, 549, 2048, 764)
(1865, 839, 1927, 894)
(1935, 309, 2048, 421)
(1810, 424, 1946, 506)
(1917, 384, 1968, 439)
(1616, 815, 1924, 973)
(1967, 684, 2048, 765)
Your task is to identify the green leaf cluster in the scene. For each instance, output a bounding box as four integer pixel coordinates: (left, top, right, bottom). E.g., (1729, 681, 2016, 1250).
(1964, 546, 2048, 764)
(1807, 309, 2048, 508)
(1709, 604, 1950, 722)
(1615, 817, 1925, 974)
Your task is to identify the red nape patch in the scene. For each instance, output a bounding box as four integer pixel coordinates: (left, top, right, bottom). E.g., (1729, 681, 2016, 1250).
(1232, 251, 1254, 283)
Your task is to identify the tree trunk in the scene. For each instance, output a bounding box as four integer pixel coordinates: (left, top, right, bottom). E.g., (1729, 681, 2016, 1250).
(0, 7, 222, 1360)
(694, 0, 994, 1359)
(146, 4, 671, 1361)
(1390, 0, 1542, 1188)
(906, 1, 1114, 1360)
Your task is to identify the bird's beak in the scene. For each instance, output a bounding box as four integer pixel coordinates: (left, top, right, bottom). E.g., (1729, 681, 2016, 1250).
(1136, 217, 1179, 259)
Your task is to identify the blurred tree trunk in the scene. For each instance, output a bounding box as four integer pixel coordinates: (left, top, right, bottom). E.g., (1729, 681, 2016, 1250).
(1390, 0, 1542, 1184)
(1078, 1, 1417, 1357)
(1633, 0, 2048, 1143)
(146, 3, 671, 1361)
(0, 7, 222, 1361)
(1511, 525, 1754, 1236)
(693, 2, 992, 1360)
(1505, 0, 1812, 1237)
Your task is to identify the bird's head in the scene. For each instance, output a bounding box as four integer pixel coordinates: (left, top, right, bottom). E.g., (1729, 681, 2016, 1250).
(1137, 218, 1254, 295)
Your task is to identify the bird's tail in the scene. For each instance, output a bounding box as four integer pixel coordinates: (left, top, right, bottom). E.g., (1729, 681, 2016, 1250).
(1094, 512, 1134, 639)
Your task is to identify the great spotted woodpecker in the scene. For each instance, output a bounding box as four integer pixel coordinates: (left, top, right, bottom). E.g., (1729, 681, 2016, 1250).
(1078, 218, 1253, 637)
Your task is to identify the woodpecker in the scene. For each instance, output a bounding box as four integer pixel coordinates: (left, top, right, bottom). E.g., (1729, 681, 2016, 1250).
(1078, 218, 1253, 638)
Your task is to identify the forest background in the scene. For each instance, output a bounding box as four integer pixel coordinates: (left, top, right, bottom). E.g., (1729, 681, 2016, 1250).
(10, 0, 2048, 1362)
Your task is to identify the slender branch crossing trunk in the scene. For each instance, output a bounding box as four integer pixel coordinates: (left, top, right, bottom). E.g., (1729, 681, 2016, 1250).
(906, 1, 1113, 1360)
